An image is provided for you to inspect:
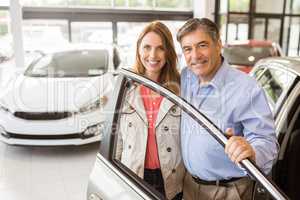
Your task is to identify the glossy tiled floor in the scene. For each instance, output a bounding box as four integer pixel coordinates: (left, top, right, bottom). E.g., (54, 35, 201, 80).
(0, 141, 100, 200)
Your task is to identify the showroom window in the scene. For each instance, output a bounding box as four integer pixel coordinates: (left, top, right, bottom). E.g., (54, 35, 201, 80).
(117, 22, 147, 68)
(216, 0, 300, 56)
(0, 9, 13, 64)
(22, 20, 69, 53)
(18, 0, 192, 67)
(256, 0, 284, 14)
(22, 0, 193, 10)
(21, 0, 68, 7)
(0, 0, 8, 6)
(71, 22, 113, 45)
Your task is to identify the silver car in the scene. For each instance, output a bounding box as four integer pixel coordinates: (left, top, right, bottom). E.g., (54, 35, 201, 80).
(87, 68, 289, 200)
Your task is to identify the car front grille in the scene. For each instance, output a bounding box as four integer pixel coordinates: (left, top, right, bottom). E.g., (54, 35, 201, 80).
(14, 112, 72, 120)
(2, 132, 81, 140)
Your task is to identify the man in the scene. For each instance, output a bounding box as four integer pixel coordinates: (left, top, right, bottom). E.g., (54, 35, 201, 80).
(177, 18, 278, 200)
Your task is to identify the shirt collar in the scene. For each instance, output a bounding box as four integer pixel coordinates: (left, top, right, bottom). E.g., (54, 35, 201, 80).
(186, 56, 230, 90)
(210, 57, 230, 90)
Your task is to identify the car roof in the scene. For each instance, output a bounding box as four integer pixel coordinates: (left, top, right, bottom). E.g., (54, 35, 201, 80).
(256, 56, 300, 76)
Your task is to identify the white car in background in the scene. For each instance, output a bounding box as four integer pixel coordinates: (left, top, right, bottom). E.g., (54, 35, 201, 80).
(0, 48, 119, 146)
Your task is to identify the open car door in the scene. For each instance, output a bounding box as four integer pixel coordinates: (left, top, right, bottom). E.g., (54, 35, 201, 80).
(87, 68, 289, 200)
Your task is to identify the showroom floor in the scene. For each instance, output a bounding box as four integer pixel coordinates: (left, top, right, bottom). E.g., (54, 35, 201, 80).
(0, 141, 100, 200)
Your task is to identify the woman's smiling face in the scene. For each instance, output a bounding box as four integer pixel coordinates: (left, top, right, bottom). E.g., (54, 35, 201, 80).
(138, 31, 166, 81)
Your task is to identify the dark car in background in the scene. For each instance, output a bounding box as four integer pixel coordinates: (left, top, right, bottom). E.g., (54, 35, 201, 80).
(223, 39, 283, 73)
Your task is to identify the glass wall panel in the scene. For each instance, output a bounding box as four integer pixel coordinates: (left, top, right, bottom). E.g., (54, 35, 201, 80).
(292, 0, 300, 13)
(286, 17, 300, 56)
(71, 22, 113, 45)
(22, 0, 67, 7)
(68, 0, 111, 7)
(253, 18, 266, 40)
(0, 0, 9, 6)
(229, 0, 249, 12)
(227, 23, 237, 42)
(22, 20, 69, 52)
(285, 0, 300, 14)
(220, 0, 228, 13)
(114, 0, 152, 8)
(219, 15, 228, 42)
(22, 0, 192, 10)
(117, 22, 147, 67)
(267, 19, 281, 44)
(282, 16, 290, 55)
(256, 0, 284, 13)
(114, 0, 126, 6)
(237, 23, 248, 40)
(156, 0, 192, 9)
(128, 0, 150, 7)
(0, 10, 13, 64)
(227, 14, 249, 42)
(162, 20, 186, 69)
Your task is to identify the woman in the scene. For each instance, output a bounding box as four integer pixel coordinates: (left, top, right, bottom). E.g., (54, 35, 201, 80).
(116, 21, 184, 200)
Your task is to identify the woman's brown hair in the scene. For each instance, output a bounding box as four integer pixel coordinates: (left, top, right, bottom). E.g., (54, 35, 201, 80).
(134, 21, 180, 95)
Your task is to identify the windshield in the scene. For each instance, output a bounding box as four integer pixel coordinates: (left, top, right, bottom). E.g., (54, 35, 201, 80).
(24, 49, 108, 77)
(223, 46, 274, 66)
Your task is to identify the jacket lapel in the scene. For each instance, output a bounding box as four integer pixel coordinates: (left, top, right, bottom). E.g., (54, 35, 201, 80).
(125, 85, 148, 125)
(155, 98, 174, 128)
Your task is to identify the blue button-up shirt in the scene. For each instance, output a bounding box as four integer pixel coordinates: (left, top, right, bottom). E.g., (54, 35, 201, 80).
(181, 60, 278, 181)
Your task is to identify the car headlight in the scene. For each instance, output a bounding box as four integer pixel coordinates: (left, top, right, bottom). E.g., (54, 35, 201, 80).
(81, 122, 106, 139)
(78, 96, 108, 114)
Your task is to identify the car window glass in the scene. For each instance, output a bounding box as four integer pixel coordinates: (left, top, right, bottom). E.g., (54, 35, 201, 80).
(25, 50, 108, 77)
(257, 67, 295, 114)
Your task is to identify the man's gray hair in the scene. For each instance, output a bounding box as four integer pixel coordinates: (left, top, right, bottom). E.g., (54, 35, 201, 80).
(177, 18, 220, 43)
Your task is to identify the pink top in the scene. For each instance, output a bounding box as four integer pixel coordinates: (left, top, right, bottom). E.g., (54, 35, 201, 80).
(140, 85, 163, 169)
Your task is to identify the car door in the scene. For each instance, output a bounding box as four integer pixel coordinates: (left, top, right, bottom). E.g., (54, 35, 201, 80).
(274, 80, 300, 200)
(87, 68, 289, 200)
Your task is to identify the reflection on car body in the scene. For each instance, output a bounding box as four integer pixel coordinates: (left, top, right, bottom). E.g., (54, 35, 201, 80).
(87, 68, 289, 200)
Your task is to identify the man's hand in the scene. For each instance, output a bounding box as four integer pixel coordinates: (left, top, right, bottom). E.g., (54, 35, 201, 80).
(224, 128, 256, 164)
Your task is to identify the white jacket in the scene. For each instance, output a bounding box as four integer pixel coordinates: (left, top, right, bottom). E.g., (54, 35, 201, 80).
(116, 85, 185, 199)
